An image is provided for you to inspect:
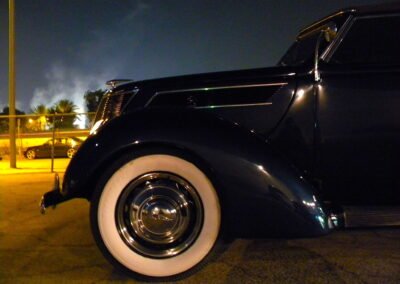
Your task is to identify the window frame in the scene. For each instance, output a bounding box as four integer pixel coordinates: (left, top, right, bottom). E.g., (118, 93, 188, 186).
(325, 13, 400, 66)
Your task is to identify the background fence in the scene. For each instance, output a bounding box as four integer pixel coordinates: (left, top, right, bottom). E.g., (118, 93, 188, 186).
(0, 113, 93, 170)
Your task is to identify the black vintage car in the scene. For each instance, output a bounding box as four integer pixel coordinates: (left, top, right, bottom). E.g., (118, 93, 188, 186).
(41, 3, 400, 281)
(25, 137, 82, 159)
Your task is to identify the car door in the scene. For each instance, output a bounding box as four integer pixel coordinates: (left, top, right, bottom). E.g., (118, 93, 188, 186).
(317, 14, 400, 206)
(53, 139, 67, 157)
(39, 141, 52, 158)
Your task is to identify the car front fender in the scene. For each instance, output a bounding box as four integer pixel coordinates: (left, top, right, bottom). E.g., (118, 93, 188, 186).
(63, 108, 331, 237)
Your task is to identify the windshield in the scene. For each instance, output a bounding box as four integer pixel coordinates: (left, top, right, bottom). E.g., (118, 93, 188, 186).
(278, 15, 348, 67)
(278, 32, 322, 66)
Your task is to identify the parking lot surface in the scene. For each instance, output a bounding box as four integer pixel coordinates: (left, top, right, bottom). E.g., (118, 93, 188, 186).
(1, 172, 400, 283)
(0, 158, 70, 174)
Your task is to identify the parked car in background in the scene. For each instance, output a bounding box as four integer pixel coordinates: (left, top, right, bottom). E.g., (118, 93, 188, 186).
(41, 2, 400, 281)
(24, 137, 82, 159)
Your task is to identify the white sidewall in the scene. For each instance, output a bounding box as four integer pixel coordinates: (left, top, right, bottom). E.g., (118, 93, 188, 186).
(97, 154, 221, 277)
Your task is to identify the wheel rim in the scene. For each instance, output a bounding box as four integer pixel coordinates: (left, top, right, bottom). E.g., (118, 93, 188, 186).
(67, 149, 76, 158)
(26, 150, 35, 159)
(115, 172, 203, 259)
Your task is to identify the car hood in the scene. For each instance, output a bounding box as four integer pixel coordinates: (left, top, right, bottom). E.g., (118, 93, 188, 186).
(117, 65, 298, 94)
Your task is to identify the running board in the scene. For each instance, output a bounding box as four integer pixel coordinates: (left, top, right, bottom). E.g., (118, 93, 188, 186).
(343, 206, 400, 228)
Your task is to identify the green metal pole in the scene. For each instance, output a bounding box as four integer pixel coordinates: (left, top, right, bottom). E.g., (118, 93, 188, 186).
(8, 0, 16, 168)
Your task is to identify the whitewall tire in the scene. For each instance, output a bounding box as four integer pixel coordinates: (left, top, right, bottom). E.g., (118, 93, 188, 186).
(90, 154, 221, 280)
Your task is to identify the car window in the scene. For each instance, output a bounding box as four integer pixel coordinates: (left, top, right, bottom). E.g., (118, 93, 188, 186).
(330, 15, 400, 66)
(279, 33, 319, 66)
(279, 18, 344, 67)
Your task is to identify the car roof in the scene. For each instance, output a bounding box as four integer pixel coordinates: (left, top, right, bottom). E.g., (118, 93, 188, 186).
(299, 2, 400, 39)
(354, 2, 400, 15)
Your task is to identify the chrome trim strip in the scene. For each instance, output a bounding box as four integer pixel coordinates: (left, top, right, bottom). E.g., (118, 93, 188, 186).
(106, 79, 134, 88)
(194, 102, 273, 109)
(145, 82, 287, 107)
(157, 82, 287, 94)
(298, 10, 350, 39)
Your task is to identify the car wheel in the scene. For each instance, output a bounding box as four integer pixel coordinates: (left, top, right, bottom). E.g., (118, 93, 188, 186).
(90, 154, 221, 281)
(26, 150, 36, 160)
(66, 148, 76, 158)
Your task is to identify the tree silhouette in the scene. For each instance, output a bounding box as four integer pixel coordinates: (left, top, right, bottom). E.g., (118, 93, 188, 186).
(51, 100, 78, 129)
(84, 89, 105, 112)
(84, 89, 105, 123)
(31, 104, 49, 131)
(32, 104, 48, 115)
(0, 107, 26, 133)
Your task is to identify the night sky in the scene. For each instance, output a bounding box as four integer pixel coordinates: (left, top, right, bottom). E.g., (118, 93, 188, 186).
(0, 0, 389, 113)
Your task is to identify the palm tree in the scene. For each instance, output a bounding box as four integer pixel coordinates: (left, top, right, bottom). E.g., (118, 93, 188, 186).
(84, 89, 105, 123)
(52, 100, 79, 129)
(31, 104, 49, 131)
(32, 104, 48, 115)
(53, 99, 78, 114)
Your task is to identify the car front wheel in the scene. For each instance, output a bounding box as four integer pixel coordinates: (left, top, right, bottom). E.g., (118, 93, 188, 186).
(90, 154, 221, 281)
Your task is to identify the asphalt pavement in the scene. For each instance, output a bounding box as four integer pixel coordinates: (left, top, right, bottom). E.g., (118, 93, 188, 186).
(1, 170, 400, 283)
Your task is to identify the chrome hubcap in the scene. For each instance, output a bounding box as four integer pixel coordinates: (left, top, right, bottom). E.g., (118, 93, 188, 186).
(27, 150, 35, 159)
(116, 172, 203, 258)
(67, 149, 75, 158)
